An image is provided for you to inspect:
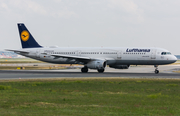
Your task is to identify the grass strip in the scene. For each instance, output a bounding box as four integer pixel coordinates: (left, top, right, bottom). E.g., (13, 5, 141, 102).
(0, 78, 180, 116)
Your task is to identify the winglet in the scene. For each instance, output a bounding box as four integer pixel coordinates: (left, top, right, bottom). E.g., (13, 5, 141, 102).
(18, 23, 42, 48)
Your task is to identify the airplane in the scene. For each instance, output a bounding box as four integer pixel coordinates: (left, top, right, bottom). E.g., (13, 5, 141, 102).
(6, 23, 177, 74)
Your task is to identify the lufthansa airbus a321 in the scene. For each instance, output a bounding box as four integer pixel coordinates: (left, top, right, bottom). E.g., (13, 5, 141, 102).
(6, 23, 177, 74)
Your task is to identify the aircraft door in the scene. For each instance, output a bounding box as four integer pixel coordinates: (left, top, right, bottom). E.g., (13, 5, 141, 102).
(117, 51, 121, 59)
(36, 49, 40, 58)
(78, 51, 81, 56)
(151, 49, 156, 59)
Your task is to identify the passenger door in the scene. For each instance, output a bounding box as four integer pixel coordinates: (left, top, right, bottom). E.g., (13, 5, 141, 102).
(151, 49, 156, 59)
(117, 51, 121, 59)
(78, 50, 81, 56)
(36, 49, 40, 58)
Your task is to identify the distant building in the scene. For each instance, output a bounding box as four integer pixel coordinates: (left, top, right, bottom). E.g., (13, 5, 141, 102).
(0, 51, 25, 58)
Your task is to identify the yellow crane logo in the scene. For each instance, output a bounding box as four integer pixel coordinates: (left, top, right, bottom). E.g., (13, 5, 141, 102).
(21, 31, 29, 42)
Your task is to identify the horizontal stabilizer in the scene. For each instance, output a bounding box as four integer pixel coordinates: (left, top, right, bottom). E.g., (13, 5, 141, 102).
(5, 49, 29, 54)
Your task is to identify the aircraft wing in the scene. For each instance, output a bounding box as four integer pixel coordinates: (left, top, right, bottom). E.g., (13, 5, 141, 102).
(5, 49, 29, 54)
(51, 54, 91, 63)
(51, 54, 91, 60)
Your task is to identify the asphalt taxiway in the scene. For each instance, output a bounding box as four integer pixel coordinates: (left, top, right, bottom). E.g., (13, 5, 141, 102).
(0, 65, 180, 80)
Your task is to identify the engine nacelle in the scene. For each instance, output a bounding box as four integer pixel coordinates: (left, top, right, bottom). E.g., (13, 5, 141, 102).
(86, 60, 106, 69)
(109, 65, 130, 69)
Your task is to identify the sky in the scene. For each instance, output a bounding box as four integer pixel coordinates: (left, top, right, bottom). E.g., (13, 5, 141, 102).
(0, 0, 180, 54)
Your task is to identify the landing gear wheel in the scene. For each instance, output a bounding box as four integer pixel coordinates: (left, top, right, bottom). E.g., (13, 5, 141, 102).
(155, 70, 159, 74)
(81, 67, 88, 73)
(154, 65, 159, 74)
(98, 69, 104, 73)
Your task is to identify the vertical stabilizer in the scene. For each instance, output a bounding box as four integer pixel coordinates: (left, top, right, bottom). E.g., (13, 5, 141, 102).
(18, 23, 42, 48)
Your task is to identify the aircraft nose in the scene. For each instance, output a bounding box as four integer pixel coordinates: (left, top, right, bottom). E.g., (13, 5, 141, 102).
(172, 55, 177, 63)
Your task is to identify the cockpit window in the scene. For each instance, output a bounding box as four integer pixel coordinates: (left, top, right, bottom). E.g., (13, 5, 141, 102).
(161, 52, 171, 55)
(161, 52, 166, 55)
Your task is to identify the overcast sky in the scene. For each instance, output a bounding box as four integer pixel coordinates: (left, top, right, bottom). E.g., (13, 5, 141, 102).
(0, 0, 180, 54)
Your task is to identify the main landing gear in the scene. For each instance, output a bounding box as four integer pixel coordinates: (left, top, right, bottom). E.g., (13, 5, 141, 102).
(81, 67, 105, 73)
(81, 66, 88, 73)
(97, 69, 104, 73)
(154, 65, 159, 74)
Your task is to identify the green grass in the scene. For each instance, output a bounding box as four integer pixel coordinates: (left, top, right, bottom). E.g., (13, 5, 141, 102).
(0, 78, 180, 116)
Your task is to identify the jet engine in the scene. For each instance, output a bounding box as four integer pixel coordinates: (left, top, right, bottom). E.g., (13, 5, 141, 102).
(86, 60, 106, 69)
(109, 65, 130, 69)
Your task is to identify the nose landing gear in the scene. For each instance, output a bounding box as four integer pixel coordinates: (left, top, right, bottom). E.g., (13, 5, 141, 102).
(154, 65, 159, 74)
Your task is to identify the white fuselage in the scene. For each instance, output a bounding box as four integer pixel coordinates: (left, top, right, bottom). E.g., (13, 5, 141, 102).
(17, 47, 177, 66)
(12, 23, 177, 73)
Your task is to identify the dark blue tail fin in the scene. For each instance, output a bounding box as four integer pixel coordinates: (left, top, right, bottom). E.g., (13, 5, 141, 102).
(18, 23, 42, 48)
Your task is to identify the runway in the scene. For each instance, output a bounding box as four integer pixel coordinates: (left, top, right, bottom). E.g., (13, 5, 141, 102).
(0, 65, 180, 79)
